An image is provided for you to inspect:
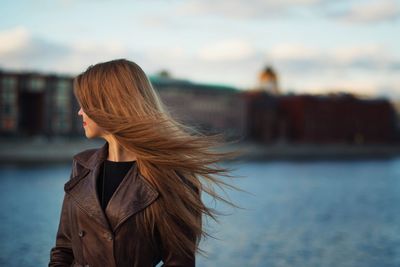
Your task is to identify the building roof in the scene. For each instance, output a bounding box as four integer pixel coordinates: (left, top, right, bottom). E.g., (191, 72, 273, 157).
(149, 75, 239, 93)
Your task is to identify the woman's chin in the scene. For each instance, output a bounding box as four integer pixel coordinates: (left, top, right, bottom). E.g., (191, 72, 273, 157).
(84, 131, 100, 139)
(83, 131, 94, 139)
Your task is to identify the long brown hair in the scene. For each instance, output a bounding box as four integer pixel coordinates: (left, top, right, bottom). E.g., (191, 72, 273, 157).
(73, 58, 244, 259)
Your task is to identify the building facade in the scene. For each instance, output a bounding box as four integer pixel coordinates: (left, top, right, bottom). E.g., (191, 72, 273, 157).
(1, 69, 398, 144)
(243, 91, 399, 144)
(0, 71, 247, 141)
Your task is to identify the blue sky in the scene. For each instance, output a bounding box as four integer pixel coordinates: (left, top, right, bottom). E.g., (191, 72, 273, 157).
(1, 0, 399, 99)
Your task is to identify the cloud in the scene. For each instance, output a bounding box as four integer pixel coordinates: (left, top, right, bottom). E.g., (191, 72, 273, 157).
(176, 0, 399, 23)
(0, 27, 398, 99)
(177, 0, 325, 19)
(0, 26, 144, 74)
(267, 43, 400, 73)
(263, 43, 400, 99)
(198, 39, 256, 61)
(0, 27, 71, 70)
(188, 40, 400, 99)
(331, 0, 400, 23)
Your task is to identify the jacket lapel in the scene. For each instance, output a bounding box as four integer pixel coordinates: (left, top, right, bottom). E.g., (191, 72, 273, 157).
(105, 164, 159, 232)
(64, 141, 159, 232)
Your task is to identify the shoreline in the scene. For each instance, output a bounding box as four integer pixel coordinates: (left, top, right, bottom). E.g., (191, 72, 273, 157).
(227, 142, 400, 162)
(1, 137, 400, 164)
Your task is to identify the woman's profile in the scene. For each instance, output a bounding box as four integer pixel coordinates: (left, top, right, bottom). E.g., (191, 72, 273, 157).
(48, 58, 242, 267)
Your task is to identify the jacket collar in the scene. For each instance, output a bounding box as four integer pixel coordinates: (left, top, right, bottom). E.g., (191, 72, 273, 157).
(64, 141, 159, 232)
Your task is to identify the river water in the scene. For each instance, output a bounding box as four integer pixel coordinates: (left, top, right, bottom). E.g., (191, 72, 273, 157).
(1, 158, 400, 267)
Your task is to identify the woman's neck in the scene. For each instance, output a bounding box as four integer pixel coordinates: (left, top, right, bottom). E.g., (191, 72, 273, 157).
(103, 136, 137, 162)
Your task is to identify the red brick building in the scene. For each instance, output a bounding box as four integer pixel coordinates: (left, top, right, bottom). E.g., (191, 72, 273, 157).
(244, 91, 399, 144)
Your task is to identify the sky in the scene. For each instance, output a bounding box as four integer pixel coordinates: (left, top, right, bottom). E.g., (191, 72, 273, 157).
(1, 0, 399, 99)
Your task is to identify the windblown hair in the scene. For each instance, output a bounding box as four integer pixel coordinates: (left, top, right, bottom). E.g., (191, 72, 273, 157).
(73, 58, 243, 259)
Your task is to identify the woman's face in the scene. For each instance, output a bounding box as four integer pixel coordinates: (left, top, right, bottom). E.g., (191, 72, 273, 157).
(78, 107, 104, 138)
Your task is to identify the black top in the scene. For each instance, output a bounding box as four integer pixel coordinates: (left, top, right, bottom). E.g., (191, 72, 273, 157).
(97, 159, 136, 211)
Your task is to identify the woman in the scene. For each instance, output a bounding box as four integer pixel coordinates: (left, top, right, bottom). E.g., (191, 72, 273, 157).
(48, 59, 242, 267)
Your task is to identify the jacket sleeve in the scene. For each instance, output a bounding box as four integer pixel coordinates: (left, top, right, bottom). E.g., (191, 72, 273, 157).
(48, 187, 74, 266)
(160, 219, 197, 267)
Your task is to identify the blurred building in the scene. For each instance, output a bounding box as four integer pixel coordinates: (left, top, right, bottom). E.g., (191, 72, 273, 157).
(1, 69, 398, 144)
(280, 93, 398, 144)
(151, 75, 247, 141)
(390, 100, 400, 137)
(241, 90, 284, 143)
(0, 70, 246, 140)
(255, 66, 280, 95)
(0, 71, 82, 138)
(243, 91, 399, 144)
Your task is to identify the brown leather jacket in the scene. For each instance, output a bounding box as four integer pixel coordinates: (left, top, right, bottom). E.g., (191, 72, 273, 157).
(49, 142, 196, 267)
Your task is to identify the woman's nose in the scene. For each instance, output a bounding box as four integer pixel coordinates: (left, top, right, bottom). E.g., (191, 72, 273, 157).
(78, 107, 83, 116)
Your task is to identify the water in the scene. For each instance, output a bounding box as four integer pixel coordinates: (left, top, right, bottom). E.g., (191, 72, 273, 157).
(1, 158, 400, 267)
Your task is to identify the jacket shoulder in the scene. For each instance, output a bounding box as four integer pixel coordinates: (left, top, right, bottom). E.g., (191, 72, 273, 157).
(62, 148, 96, 190)
(72, 148, 98, 165)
